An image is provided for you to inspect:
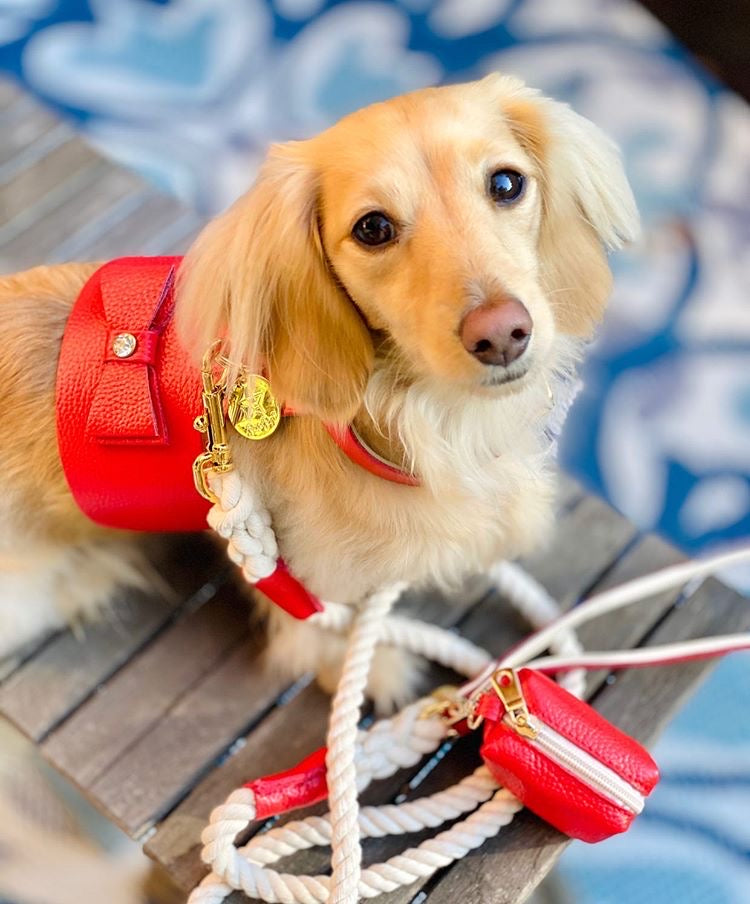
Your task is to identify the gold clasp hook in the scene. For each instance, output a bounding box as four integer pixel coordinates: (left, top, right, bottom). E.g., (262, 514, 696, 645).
(192, 341, 233, 503)
(420, 685, 484, 736)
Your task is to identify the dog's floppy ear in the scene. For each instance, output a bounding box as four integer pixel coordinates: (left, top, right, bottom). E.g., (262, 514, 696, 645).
(177, 142, 374, 424)
(494, 75, 640, 337)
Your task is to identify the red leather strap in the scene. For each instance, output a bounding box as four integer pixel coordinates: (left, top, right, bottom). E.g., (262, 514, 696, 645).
(256, 560, 323, 619)
(246, 746, 328, 820)
(323, 424, 419, 486)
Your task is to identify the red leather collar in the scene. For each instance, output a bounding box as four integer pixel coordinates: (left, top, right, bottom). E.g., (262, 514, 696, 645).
(325, 424, 418, 486)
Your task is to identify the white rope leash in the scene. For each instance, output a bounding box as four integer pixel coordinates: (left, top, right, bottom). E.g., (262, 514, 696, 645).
(325, 582, 405, 903)
(188, 469, 592, 904)
(193, 470, 750, 904)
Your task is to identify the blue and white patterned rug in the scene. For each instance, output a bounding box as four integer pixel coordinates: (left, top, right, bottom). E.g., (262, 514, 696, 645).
(1, 1, 748, 901)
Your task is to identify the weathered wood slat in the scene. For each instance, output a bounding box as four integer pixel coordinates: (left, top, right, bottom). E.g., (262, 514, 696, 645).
(0, 535, 220, 741)
(87, 619, 293, 837)
(0, 77, 24, 110)
(0, 112, 67, 173)
(0, 136, 103, 224)
(57, 193, 202, 262)
(574, 533, 685, 696)
(594, 576, 750, 740)
(0, 164, 146, 270)
(46, 187, 156, 261)
(138, 209, 205, 256)
(42, 584, 251, 788)
(517, 493, 637, 609)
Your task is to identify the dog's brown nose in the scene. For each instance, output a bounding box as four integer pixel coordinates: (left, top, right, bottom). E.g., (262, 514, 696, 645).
(460, 297, 533, 367)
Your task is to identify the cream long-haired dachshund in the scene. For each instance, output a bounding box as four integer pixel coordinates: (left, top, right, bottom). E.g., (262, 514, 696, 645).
(0, 74, 638, 709)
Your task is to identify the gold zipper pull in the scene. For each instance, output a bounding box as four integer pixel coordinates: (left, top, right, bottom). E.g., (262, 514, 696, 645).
(491, 669, 538, 739)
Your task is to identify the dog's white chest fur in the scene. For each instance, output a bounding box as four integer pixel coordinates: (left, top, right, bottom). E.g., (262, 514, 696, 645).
(254, 348, 578, 604)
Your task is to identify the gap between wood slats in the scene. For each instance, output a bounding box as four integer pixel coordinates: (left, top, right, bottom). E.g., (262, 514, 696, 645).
(0, 535, 223, 741)
(0, 138, 103, 226)
(87, 629, 294, 837)
(0, 165, 146, 268)
(0, 118, 70, 177)
(53, 195, 202, 262)
(138, 209, 206, 256)
(47, 188, 157, 261)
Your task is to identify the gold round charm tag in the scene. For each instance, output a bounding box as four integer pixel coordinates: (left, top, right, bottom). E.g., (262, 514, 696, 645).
(227, 375, 281, 440)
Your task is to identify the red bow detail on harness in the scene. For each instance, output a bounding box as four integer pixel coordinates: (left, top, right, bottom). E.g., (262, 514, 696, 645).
(86, 259, 177, 445)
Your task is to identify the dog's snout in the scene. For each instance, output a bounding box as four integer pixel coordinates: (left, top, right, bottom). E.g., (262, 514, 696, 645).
(460, 297, 533, 367)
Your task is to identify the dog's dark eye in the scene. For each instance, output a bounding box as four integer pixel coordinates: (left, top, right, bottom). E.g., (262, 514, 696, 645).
(489, 170, 525, 204)
(352, 211, 397, 247)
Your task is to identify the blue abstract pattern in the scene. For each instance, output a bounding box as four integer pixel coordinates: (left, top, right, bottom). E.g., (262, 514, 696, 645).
(0, 0, 748, 899)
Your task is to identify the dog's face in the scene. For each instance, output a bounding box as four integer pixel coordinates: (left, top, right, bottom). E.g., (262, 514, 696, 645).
(313, 87, 550, 391)
(178, 74, 639, 422)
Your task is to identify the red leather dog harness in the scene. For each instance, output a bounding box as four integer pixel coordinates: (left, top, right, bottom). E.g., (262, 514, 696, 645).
(56, 256, 208, 532)
(56, 257, 417, 618)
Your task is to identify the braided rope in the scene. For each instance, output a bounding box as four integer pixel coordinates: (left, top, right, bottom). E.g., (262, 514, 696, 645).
(191, 470, 750, 904)
(207, 470, 277, 581)
(189, 785, 522, 904)
(311, 603, 492, 680)
(190, 472, 587, 904)
(243, 766, 500, 865)
(325, 583, 404, 903)
(190, 606, 578, 898)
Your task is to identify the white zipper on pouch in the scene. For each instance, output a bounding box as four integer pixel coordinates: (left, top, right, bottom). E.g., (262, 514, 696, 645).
(521, 714, 645, 814)
(490, 668, 645, 814)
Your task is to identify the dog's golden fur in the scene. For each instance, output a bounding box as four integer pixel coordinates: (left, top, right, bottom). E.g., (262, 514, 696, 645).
(0, 75, 638, 706)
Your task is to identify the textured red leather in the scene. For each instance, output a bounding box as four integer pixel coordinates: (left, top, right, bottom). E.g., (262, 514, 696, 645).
(56, 257, 210, 531)
(246, 747, 328, 819)
(479, 668, 660, 843)
(256, 560, 323, 618)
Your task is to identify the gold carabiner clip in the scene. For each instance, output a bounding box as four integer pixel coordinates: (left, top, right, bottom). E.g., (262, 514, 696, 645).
(192, 341, 233, 503)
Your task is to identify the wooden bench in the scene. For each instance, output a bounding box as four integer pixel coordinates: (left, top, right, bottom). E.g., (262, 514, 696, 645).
(1, 80, 748, 903)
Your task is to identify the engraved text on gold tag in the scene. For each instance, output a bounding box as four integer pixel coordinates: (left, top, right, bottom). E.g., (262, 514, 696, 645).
(227, 375, 281, 440)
